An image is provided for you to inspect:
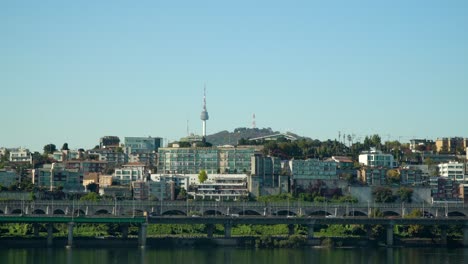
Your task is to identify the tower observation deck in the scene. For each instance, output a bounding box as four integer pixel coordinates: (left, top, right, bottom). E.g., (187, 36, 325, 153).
(200, 86, 209, 139)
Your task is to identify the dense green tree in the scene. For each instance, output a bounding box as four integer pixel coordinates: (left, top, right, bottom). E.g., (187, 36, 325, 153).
(372, 187, 395, 203)
(397, 187, 413, 203)
(86, 183, 99, 193)
(176, 187, 187, 200)
(198, 170, 208, 183)
(61, 143, 69, 150)
(80, 192, 100, 201)
(404, 209, 434, 237)
(43, 144, 57, 155)
(31, 152, 52, 168)
(1, 149, 9, 162)
(386, 169, 401, 184)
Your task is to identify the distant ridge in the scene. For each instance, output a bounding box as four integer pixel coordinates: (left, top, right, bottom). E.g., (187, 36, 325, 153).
(206, 127, 307, 146)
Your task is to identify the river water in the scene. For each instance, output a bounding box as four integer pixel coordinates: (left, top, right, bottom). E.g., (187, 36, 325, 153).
(1, 247, 467, 264)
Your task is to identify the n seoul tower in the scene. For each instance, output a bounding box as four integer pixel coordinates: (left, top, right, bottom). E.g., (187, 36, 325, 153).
(200, 84, 209, 141)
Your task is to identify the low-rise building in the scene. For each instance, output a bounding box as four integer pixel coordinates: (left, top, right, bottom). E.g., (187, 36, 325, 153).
(329, 156, 355, 178)
(124, 136, 162, 153)
(150, 174, 190, 191)
(113, 163, 147, 185)
(50, 150, 82, 162)
(148, 180, 172, 201)
(128, 152, 157, 167)
(429, 176, 460, 201)
(0, 169, 18, 187)
(64, 160, 108, 175)
(436, 137, 468, 153)
(88, 149, 128, 165)
(358, 167, 389, 186)
(100, 136, 120, 149)
(409, 139, 434, 152)
(358, 149, 396, 168)
(422, 153, 458, 164)
(8, 148, 32, 163)
(132, 180, 149, 200)
(99, 185, 132, 199)
(289, 159, 337, 181)
(32, 163, 83, 192)
(438, 161, 466, 183)
(83, 173, 100, 189)
(289, 159, 337, 191)
(399, 167, 425, 186)
(188, 174, 248, 201)
(99, 175, 113, 188)
(459, 184, 468, 203)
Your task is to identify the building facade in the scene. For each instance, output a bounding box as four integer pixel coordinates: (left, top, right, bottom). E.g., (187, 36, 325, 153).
(32, 163, 83, 192)
(436, 137, 468, 153)
(429, 176, 460, 202)
(64, 160, 108, 175)
(358, 167, 389, 186)
(289, 159, 337, 181)
(188, 174, 248, 201)
(0, 169, 18, 187)
(124, 137, 162, 154)
(399, 167, 425, 186)
(88, 149, 128, 165)
(358, 149, 396, 168)
(8, 148, 32, 163)
(409, 139, 434, 152)
(113, 163, 147, 185)
(438, 161, 466, 183)
(251, 154, 282, 187)
(157, 146, 261, 175)
(100, 136, 120, 149)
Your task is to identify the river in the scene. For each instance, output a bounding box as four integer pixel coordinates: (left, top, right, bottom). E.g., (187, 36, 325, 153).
(1, 247, 467, 264)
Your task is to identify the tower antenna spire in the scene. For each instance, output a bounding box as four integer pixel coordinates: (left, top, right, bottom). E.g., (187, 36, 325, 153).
(252, 113, 256, 129)
(200, 83, 209, 142)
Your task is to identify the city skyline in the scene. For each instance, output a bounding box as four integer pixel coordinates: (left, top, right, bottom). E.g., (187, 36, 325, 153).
(2, 1, 468, 152)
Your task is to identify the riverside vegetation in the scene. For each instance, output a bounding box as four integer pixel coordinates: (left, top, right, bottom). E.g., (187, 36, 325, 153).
(1, 218, 464, 249)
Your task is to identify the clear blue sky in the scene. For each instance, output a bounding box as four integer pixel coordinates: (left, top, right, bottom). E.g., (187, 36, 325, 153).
(1, 0, 467, 152)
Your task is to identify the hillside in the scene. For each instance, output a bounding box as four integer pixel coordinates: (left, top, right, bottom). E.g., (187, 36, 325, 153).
(206, 127, 306, 146)
(206, 127, 276, 146)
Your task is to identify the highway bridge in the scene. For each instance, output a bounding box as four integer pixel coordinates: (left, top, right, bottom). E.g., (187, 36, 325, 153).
(1, 200, 467, 218)
(0, 200, 467, 248)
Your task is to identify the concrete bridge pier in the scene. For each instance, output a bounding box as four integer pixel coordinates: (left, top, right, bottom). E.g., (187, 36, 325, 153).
(365, 225, 373, 239)
(67, 222, 75, 248)
(307, 224, 314, 239)
(33, 223, 40, 237)
(440, 225, 447, 245)
(206, 224, 215, 238)
(386, 224, 394, 247)
(138, 223, 147, 248)
(288, 224, 295, 236)
(224, 222, 232, 238)
(121, 224, 129, 239)
(47, 223, 54, 247)
(463, 223, 468, 247)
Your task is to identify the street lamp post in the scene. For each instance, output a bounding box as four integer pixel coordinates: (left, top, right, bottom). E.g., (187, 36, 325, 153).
(50, 163, 56, 191)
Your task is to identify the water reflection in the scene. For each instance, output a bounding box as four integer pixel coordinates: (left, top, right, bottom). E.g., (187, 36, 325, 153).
(1, 247, 467, 264)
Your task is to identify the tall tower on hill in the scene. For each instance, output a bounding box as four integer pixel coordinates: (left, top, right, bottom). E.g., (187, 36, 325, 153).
(200, 84, 209, 141)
